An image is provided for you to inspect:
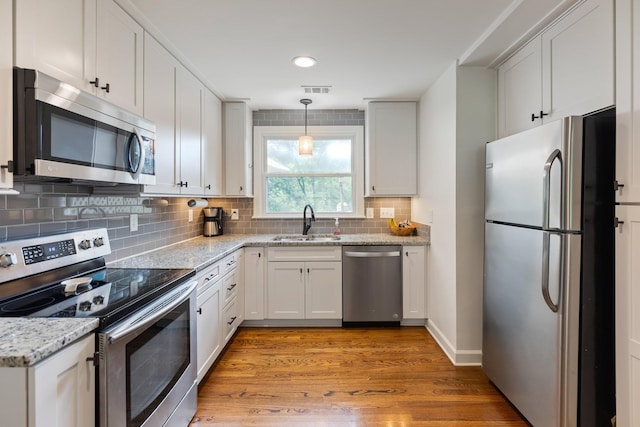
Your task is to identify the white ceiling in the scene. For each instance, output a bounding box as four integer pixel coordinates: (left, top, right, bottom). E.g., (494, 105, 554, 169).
(122, 0, 577, 111)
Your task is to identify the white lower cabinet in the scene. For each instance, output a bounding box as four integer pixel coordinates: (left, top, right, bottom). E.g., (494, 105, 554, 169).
(0, 334, 97, 427)
(196, 262, 222, 383)
(244, 247, 265, 320)
(402, 246, 426, 319)
(221, 250, 243, 343)
(266, 247, 342, 320)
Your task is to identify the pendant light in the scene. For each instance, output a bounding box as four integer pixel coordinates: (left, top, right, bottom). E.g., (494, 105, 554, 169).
(298, 99, 313, 155)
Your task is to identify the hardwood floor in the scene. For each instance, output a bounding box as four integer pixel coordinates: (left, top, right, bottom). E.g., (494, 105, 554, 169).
(191, 327, 528, 426)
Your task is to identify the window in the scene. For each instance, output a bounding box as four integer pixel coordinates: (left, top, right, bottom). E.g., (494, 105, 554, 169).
(253, 126, 364, 218)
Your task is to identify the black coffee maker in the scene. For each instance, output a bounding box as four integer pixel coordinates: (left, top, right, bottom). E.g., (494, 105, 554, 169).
(203, 207, 223, 237)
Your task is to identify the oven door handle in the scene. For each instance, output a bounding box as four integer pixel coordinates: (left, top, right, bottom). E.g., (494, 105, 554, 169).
(106, 280, 197, 345)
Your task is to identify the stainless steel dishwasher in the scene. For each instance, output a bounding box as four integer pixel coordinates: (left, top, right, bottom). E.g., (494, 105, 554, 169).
(342, 245, 402, 326)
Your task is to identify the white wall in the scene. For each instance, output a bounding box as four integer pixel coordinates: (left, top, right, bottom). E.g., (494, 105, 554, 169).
(412, 62, 458, 354)
(413, 62, 496, 364)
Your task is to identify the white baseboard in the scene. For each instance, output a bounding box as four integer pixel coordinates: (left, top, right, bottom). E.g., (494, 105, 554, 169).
(426, 319, 482, 366)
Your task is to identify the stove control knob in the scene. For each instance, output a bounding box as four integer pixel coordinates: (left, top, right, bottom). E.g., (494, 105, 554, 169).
(0, 253, 18, 268)
(78, 301, 93, 312)
(78, 239, 92, 250)
(93, 237, 105, 247)
(93, 295, 105, 305)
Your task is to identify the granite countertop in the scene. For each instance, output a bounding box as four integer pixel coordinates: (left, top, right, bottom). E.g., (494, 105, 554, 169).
(0, 318, 99, 367)
(110, 233, 428, 272)
(0, 233, 426, 367)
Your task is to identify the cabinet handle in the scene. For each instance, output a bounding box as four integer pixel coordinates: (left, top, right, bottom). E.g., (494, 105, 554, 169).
(90, 77, 100, 88)
(0, 160, 13, 173)
(178, 181, 189, 188)
(206, 184, 211, 190)
(372, 185, 375, 192)
(406, 251, 409, 257)
(197, 307, 202, 314)
(227, 283, 237, 291)
(227, 316, 237, 325)
(240, 186, 243, 192)
(614, 180, 625, 192)
(531, 110, 548, 122)
(101, 83, 110, 93)
(258, 252, 261, 258)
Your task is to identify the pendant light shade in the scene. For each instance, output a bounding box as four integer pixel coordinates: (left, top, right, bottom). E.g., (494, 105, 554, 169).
(299, 99, 313, 155)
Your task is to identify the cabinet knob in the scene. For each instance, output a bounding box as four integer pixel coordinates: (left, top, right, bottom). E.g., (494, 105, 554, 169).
(101, 83, 110, 93)
(90, 78, 100, 88)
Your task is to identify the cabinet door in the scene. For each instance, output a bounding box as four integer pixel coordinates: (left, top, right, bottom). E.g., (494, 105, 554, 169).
(203, 89, 223, 196)
(614, 205, 640, 427)
(142, 33, 179, 195)
(616, 0, 640, 203)
(541, 0, 614, 122)
(365, 102, 417, 196)
(196, 279, 222, 383)
(402, 246, 426, 319)
(0, 0, 13, 191)
(244, 248, 265, 320)
(95, 0, 143, 114)
(497, 39, 542, 138)
(267, 261, 305, 319)
(224, 102, 253, 196)
(14, 0, 95, 93)
(305, 262, 342, 319)
(29, 335, 95, 427)
(177, 67, 204, 194)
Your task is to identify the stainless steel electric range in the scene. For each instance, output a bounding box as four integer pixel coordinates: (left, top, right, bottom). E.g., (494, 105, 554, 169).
(0, 228, 198, 427)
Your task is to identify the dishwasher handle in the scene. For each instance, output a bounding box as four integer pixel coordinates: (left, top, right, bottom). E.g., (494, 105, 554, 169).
(343, 251, 401, 258)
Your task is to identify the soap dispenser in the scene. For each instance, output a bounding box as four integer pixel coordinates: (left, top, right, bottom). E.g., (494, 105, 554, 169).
(333, 218, 341, 235)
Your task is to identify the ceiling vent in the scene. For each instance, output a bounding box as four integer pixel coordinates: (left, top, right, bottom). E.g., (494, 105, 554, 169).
(302, 86, 331, 94)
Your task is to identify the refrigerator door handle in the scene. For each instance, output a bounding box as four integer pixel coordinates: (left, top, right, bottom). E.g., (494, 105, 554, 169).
(542, 149, 562, 230)
(541, 230, 560, 313)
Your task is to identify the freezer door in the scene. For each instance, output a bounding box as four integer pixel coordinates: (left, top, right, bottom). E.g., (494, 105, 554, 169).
(485, 116, 583, 231)
(483, 222, 564, 426)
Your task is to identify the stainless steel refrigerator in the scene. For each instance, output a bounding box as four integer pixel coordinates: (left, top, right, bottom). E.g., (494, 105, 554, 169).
(483, 108, 615, 427)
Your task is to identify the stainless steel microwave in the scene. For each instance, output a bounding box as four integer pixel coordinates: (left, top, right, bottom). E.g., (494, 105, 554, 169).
(13, 67, 156, 185)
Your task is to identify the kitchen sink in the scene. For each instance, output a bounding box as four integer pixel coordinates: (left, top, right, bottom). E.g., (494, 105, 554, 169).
(272, 234, 341, 242)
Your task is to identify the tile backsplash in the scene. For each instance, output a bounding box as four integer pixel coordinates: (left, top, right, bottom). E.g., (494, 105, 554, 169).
(0, 182, 426, 263)
(0, 109, 429, 262)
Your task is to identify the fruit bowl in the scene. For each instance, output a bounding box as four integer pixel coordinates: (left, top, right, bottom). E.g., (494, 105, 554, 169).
(388, 219, 417, 236)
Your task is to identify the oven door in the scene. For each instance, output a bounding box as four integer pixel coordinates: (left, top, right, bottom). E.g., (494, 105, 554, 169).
(98, 280, 198, 427)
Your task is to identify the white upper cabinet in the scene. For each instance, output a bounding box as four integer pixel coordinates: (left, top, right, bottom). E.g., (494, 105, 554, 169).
(497, 39, 542, 137)
(176, 66, 204, 194)
(0, 0, 13, 192)
(224, 102, 253, 197)
(142, 33, 178, 195)
(497, 0, 614, 138)
(541, 0, 614, 122)
(203, 89, 223, 196)
(15, 0, 143, 115)
(365, 101, 417, 196)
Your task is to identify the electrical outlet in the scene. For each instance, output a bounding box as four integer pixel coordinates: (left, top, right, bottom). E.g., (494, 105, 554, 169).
(366, 207, 374, 219)
(188, 209, 193, 222)
(231, 209, 239, 220)
(130, 214, 138, 232)
(380, 207, 395, 218)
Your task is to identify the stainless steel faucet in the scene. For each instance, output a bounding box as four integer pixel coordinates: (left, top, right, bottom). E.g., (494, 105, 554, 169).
(302, 204, 315, 235)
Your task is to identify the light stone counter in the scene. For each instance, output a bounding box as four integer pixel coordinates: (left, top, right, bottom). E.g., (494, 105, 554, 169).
(0, 233, 426, 367)
(0, 318, 98, 367)
(110, 233, 428, 272)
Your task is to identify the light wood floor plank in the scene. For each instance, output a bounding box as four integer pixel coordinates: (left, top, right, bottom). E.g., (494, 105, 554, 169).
(191, 327, 528, 426)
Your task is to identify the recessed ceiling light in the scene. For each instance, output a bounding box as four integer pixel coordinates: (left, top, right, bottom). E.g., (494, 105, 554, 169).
(293, 56, 317, 68)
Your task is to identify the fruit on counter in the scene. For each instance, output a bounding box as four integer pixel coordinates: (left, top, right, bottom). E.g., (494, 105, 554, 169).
(389, 219, 414, 228)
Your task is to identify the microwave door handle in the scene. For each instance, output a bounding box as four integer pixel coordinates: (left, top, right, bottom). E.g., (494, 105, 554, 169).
(129, 128, 145, 180)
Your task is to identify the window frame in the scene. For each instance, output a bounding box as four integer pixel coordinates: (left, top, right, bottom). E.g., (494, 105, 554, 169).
(253, 125, 365, 219)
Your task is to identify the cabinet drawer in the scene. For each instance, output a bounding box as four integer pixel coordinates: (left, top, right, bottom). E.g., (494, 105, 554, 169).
(222, 296, 239, 342)
(267, 246, 341, 262)
(222, 269, 239, 306)
(221, 251, 241, 274)
(196, 262, 221, 295)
